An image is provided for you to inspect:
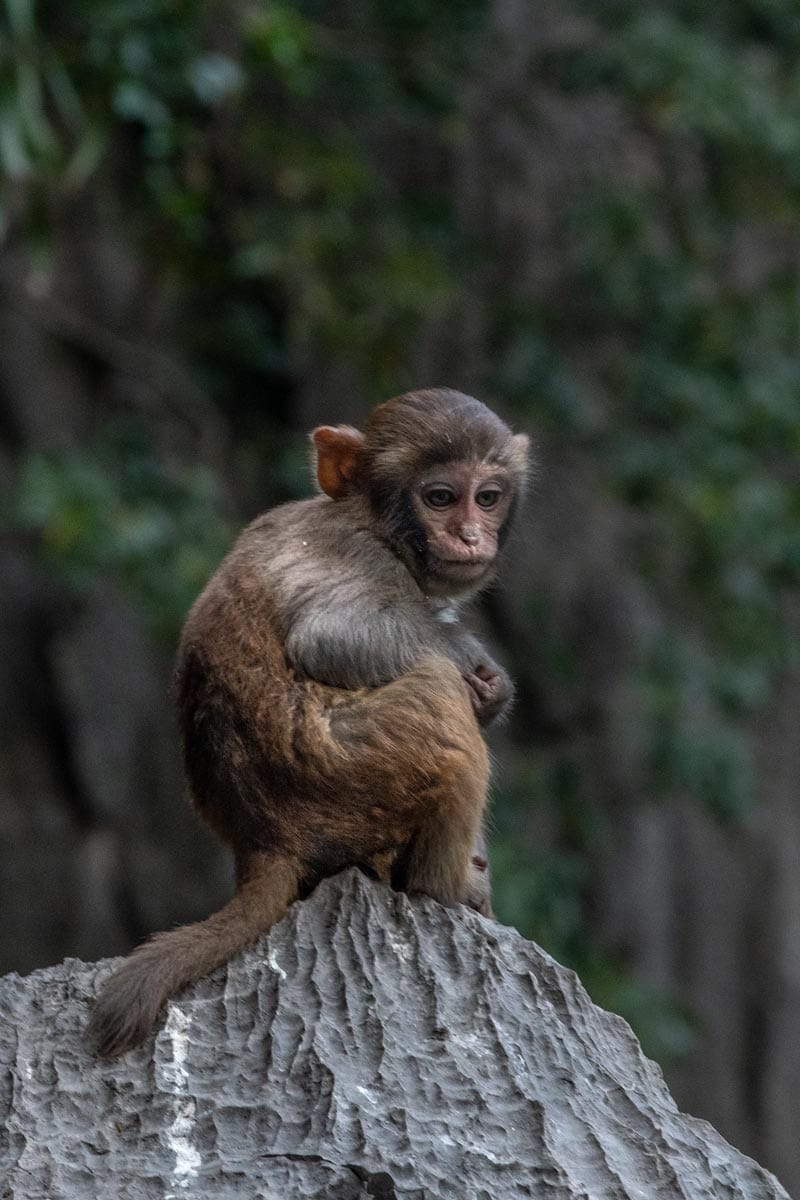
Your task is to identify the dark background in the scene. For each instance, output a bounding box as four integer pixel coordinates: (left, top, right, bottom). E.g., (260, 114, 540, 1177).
(1, 0, 799, 1191)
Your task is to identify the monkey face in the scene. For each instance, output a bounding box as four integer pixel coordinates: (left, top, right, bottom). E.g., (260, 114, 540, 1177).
(410, 460, 514, 595)
(311, 389, 530, 598)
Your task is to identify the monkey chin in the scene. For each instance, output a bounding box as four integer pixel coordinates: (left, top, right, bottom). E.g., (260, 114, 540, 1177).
(426, 557, 494, 596)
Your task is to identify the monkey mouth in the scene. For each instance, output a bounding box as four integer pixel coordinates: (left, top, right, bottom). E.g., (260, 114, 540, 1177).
(433, 556, 491, 574)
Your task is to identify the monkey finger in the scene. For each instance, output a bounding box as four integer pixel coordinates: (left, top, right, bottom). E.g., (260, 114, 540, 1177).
(466, 673, 493, 703)
(474, 664, 501, 685)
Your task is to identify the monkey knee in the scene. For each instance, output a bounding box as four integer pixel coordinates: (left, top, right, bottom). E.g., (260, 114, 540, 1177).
(413, 654, 469, 701)
(355, 655, 472, 741)
(403, 655, 481, 739)
(331, 654, 488, 811)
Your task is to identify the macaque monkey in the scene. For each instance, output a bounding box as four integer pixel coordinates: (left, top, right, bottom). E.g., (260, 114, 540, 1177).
(90, 388, 529, 1057)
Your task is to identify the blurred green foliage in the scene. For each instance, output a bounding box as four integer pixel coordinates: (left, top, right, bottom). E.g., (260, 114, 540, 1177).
(491, 761, 696, 1062)
(3, 0, 800, 1065)
(9, 422, 232, 642)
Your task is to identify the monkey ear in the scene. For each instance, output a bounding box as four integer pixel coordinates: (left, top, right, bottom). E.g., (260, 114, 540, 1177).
(508, 432, 530, 474)
(311, 425, 365, 499)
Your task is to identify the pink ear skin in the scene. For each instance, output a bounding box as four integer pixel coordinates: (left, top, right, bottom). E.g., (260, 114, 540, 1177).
(312, 425, 365, 499)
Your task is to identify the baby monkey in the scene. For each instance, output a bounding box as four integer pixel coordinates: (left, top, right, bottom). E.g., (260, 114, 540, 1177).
(91, 388, 529, 1057)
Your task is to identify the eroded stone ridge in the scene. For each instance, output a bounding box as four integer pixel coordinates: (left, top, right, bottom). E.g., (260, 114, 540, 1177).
(0, 870, 791, 1199)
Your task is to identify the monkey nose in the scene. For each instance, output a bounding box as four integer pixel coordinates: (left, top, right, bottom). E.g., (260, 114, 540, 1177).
(460, 525, 481, 545)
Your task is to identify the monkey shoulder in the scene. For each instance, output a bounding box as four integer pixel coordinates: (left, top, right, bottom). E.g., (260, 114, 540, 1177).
(231, 499, 444, 688)
(242, 496, 418, 598)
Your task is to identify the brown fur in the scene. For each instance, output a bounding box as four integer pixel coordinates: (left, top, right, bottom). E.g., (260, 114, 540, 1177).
(90, 389, 526, 1057)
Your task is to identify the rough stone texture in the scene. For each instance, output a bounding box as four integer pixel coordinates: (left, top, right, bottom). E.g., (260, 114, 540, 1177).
(0, 872, 791, 1200)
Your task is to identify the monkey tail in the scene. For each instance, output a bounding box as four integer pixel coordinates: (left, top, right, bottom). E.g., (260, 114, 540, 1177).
(89, 853, 299, 1059)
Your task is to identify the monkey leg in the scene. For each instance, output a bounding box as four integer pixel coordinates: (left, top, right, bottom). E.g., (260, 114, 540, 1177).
(460, 825, 491, 916)
(90, 852, 299, 1058)
(321, 656, 490, 908)
(394, 744, 489, 908)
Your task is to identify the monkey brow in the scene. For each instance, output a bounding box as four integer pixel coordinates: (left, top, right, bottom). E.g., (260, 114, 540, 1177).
(415, 444, 508, 472)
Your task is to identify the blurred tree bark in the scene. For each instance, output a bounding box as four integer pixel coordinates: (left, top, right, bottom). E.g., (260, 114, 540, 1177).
(0, 232, 232, 975)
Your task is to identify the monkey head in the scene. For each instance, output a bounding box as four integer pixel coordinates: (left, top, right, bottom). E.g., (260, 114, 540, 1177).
(312, 388, 529, 597)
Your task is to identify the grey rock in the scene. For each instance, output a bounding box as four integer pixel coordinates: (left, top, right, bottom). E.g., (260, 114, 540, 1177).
(0, 871, 791, 1199)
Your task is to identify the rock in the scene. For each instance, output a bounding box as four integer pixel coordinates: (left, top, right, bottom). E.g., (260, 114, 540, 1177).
(0, 870, 790, 1199)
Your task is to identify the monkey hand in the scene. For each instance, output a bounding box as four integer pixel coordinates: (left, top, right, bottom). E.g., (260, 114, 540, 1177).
(463, 852, 494, 918)
(465, 664, 512, 726)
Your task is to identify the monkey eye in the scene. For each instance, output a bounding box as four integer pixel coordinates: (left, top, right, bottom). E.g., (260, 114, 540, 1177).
(475, 487, 502, 509)
(423, 486, 457, 509)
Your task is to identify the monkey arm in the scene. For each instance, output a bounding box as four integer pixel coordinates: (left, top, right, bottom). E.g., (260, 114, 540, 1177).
(274, 519, 452, 689)
(265, 502, 510, 707)
(285, 599, 447, 689)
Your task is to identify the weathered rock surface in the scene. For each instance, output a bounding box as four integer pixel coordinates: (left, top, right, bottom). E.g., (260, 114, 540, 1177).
(0, 870, 791, 1199)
